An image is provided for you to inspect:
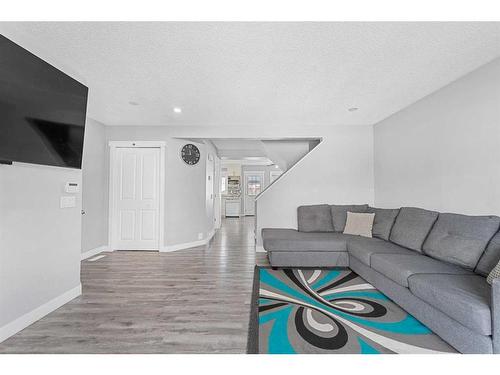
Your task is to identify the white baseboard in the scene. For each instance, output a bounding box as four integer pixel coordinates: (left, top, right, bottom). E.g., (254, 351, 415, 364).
(207, 229, 215, 241)
(256, 245, 267, 253)
(81, 245, 110, 260)
(161, 229, 217, 253)
(0, 284, 82, 343)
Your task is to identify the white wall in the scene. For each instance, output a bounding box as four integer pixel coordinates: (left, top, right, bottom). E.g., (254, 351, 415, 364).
(100, 125, 374, 248)
(81, 118, 108, 254)
(0, 163, 82, 341)
(256, 126, 374, 245)
(374, 57, 500, 215)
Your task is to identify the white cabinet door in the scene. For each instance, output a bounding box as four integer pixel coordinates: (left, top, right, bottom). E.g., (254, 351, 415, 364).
(112, 147, 160, 250)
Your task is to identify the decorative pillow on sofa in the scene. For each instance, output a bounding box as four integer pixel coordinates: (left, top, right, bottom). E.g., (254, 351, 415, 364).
(487, 260, 500, 285)
(475, 231, 500, 276)
(343, 212, 375, 238)
(297, 204, 334, 232)
(389, 207, 438, 252)
(423, 213, 500, 270)
(365, 206, 400, 241)
(330, 204, 368, 232)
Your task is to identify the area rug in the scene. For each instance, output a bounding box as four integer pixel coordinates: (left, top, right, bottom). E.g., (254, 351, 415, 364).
(247, 267, 456, 354)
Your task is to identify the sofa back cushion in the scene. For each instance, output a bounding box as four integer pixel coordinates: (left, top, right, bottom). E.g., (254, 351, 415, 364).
(423, 213, 500, 270)
(330, 204, 368, 232)
(389, 207, 438, 252)
(365, 207, 400, 241)
(297, 204, 334, 232)
(475, 231, 500, 276)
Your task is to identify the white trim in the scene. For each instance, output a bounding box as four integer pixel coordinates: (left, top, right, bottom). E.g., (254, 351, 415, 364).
(108, 140, 166, 148)
(160, 230, 216, 253)
(243, 170, 266, 216)
(0, 284, 82, 343)
(81, 245, 111, 261)
(108, 141, 166, 251)
(256, 245, 267, 253)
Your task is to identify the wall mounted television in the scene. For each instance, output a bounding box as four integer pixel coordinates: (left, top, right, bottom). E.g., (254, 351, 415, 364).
(0, 35, 88, 169)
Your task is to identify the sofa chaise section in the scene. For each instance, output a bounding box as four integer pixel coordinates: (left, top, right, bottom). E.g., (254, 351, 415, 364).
(262, 228, 348, 267)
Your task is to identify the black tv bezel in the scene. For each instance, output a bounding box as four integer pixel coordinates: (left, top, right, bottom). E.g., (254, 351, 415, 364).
(0, 34, 89, 170)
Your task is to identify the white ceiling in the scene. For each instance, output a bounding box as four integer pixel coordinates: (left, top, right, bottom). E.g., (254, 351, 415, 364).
(1, 22, 500, 127)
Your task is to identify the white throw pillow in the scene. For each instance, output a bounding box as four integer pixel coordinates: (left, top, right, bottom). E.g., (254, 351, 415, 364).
(343, 212, 375, 238)
(487, 260, 500, 285)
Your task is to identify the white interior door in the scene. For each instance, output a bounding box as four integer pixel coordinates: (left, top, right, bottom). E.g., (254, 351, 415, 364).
(214, 158, 222, 229)
(112, 147, 160, 250)
(206, 154, 215, 229)
(244, 171, 265, 216)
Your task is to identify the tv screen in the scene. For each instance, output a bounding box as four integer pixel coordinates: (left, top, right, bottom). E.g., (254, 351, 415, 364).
(0, 35, 88, 169)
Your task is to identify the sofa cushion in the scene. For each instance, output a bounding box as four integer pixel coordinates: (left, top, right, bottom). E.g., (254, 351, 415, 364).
(475, 231, 500, 276)
(423, 213, 500, 270)
(330, 204, 368, 232)
(408, 274, 491, 335)
(269, 251, 349, 268)
(343, 212, 375, 238)
(261, 228, 346, 252)
(297, 204, 334, 232)
(365, 206, 400, 241)
(370, 253, 473, 288)
(347, 236, 417, 266)
(389, 207, 439, 252)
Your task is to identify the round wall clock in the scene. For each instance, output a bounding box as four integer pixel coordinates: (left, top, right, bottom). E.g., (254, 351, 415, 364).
(181, 144, 201, 165)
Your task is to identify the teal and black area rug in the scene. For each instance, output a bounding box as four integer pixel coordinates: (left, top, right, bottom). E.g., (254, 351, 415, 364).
(247, 267, 456, 354)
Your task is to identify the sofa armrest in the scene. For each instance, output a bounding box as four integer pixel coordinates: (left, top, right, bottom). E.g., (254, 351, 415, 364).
(493, 277, 500, 353)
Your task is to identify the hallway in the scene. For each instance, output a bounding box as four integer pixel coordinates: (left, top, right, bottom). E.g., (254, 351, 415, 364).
(0, 217, 268, 353)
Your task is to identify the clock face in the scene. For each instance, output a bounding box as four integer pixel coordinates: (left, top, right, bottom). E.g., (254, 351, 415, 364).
(181, 144, 201, 165)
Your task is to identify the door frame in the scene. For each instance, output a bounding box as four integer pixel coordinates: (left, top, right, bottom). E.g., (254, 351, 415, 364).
(243, 170, 265, 216)
(108, 141, 166, 251)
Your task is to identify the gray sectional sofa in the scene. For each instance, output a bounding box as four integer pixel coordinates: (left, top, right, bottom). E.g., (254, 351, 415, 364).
(261, 204, 500, 354)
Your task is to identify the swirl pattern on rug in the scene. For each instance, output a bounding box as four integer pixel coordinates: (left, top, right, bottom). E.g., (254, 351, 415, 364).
(258, 268, 456, 354)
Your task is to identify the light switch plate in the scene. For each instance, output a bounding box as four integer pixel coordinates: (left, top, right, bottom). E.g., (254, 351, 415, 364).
(65, 182, 79, 193)
(60, 196, 76, 208)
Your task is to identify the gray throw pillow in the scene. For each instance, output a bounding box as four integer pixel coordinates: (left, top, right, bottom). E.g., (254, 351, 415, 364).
(297, 204, 334, 232)
(487, 260, 500, 285)
(423, 213, 500, 270)
(330, 204, 368, 232)
(365, 206, 400, 241)
(389, 207, 438, 252)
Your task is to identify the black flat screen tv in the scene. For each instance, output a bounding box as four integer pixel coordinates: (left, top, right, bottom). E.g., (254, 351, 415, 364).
(0, 35, 88, 169)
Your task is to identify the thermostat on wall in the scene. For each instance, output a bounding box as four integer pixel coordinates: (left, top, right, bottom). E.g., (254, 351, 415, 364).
(65, 182, 79, 193)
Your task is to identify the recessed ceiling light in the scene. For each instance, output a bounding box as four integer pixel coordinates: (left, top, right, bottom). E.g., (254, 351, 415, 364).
(173, 107, 182, 114)
(348, 107, 359, 112)
(129, 101, 139, 106)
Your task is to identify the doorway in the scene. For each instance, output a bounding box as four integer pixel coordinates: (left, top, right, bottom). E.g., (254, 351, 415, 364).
(109, 141, 165, 251)
(243, 171, 265, 216)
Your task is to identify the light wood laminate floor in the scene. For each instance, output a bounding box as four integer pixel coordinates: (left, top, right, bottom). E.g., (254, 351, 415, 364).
(0, 217, 269, 353)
